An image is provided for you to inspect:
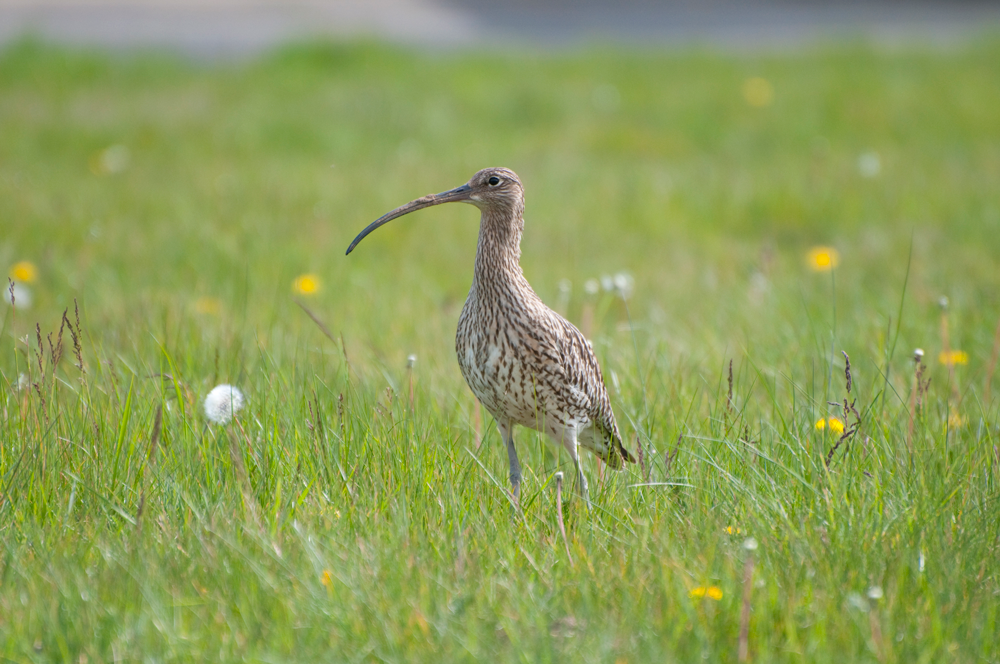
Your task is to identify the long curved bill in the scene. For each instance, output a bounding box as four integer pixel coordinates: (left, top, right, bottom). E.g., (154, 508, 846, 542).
(346, 183, 473, 255)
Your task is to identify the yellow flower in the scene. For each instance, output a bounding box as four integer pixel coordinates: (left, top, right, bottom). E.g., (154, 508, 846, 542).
(742, 77, 774, 107)
(726, 526, 741, 535)
(321, 569, 332, 587)
(293, 273, 320, 295)
(807, 246, 840, 272)
(9, 261, 38, 283)
(938, 350, 968, 366)
(815, 417, 845, 434)
(194, 297, 222, 315)
(690, 586, 723, 600)
(947, 410, 964, 428)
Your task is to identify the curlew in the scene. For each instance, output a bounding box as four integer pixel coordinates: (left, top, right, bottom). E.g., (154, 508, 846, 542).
(346, 167, 635, 506)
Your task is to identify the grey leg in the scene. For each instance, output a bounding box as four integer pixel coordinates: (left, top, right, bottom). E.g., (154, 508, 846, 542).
(499, 421, 522, 505)
(562, 430, 591, 510)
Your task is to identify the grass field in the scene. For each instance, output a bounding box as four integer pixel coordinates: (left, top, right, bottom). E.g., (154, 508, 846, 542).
(1, 35, 1000, 661)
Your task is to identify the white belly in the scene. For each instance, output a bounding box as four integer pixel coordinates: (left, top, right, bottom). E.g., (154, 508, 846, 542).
(458, 327, 543, 429)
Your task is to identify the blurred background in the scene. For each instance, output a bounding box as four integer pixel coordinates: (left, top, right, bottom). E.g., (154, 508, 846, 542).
(2, 3, 1000, 660)
(3, 0, 1000, 54)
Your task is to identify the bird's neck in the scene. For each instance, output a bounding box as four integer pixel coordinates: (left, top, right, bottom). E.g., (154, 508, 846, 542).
(472, 204, 528, 292)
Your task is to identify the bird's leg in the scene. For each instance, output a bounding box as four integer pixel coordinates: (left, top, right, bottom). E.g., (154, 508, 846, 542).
(499, 421, 522, 506)
(562, 430, 591, 510)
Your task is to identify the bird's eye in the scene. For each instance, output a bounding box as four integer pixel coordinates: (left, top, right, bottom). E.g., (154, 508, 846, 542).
(488, 176, 501, 186)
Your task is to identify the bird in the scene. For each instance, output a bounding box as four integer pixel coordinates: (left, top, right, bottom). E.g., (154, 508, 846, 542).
(346, 167, 635, 506)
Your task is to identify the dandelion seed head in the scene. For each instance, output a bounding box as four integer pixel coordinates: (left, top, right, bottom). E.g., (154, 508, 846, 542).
(584, 279, 600, 296)
(3, 283, 32, 309)
(847, 592, 869, 613)
(938, 296, 949, 310)
(90, 144, 130, 175)
(857, 151, 881, 178)
(204, 384, 245, 424)
(613, 272, 634, 300)
(743, 537, 758, 551)
(913, 348, 924, 361)
(407, 354, 417, 368)
(600, 275, 614, 292)
(867, 586, 883, 600)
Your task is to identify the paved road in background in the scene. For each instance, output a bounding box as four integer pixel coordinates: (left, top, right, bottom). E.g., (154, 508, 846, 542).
(2, 0, 999, 55)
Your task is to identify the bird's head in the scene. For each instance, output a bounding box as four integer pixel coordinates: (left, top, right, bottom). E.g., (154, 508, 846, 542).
(346, 167, 523, 255)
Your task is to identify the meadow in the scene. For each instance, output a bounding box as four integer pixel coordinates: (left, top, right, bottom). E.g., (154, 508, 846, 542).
(1, 35, 999, 661)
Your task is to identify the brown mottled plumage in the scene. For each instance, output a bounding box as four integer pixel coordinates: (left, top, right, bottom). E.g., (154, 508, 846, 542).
(347, 167, 635, 505)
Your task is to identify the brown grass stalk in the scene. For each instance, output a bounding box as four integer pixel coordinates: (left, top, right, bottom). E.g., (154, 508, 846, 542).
(554, 472, 573, 566)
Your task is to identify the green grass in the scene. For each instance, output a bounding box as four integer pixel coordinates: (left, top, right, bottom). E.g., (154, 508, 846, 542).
(1, 36, 999, 661)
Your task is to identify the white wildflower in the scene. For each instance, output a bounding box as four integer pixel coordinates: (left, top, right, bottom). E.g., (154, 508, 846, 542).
(583, 279, 600, 296)
(204, 384, 245, 424)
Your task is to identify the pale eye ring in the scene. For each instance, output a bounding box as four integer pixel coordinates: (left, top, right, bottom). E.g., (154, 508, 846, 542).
(487, 176, 501, 186)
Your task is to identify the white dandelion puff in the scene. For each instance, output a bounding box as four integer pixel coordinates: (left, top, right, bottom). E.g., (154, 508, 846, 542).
(846, 592, 869, 613)
(583, 279, 600, 296)
(4, 283, 32, 310)
(612, 272, 634, 300)
(857, 151, 881, 178)
(204, 384, 245, 424)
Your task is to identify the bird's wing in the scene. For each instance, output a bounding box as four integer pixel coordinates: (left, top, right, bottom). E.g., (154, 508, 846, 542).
(528, 307, 636, 468)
